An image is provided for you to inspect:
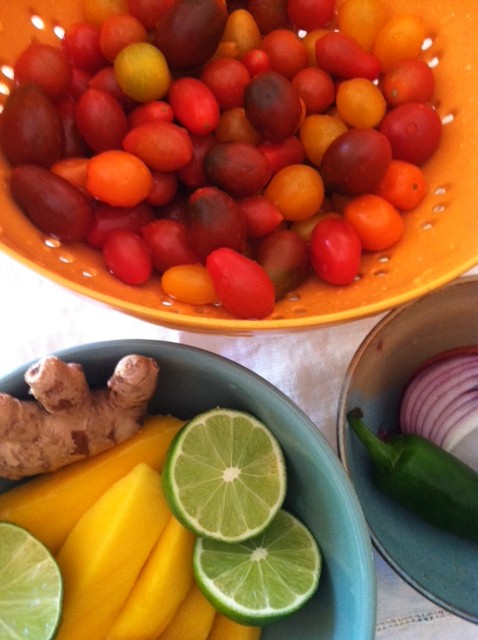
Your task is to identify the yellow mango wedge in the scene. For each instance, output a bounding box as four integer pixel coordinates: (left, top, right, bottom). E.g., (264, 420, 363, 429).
(208, 614, 262, 640)
(159, 581, 216, 640)
(55, 463, 170, 640)
(107, 515, 195, 640)
(0, 415, 183, 552)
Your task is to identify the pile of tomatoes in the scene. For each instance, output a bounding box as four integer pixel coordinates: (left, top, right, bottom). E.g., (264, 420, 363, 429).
(0, 0, 442, 319)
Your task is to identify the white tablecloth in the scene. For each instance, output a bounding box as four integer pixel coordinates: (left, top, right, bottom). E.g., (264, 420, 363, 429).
(1, 251, 477, 639)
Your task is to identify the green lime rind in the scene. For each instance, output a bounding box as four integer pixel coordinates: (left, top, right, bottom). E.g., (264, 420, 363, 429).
(0, 521, 63, 640)
(162, 408, 287, 543)
(193, 509, 322, 626)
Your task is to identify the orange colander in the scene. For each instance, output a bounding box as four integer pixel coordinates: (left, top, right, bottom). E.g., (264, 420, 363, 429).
(0, 0, 477, 333)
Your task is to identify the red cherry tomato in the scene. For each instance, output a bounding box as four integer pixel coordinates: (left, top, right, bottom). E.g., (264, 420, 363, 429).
(206, 247, 275, 319)
(141, 218, 199, 273)
(315, 31, 381, 80)
(76, 88, 129, 152)
(379, 102, 442, 165)
(102, 229, 153, 285)
(62, 22, 106, 74)
(380, 58, 436, 106)
(286, 0, 335, 31)
(168, 77, 221, 136)
(86, 202, 155, 248)
(310, 216, 362, 285)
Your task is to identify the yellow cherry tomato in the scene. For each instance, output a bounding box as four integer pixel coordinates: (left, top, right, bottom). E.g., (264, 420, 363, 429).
(114, 42, 171, 103)
(161, 264, 217, 306)
(264, 164, 324, 221)
(336, 78, 387, 129)
(337, 0, 387, 51)
(373, 13, 426, 71)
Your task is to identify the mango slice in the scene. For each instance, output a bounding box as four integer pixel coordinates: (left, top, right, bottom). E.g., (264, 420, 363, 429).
(56, 463, 170, 640)
(107, 515, 195, 640)
(0, 415, 183, 552)
(158, 582, 216, 640)
(208, 614, 262, 640)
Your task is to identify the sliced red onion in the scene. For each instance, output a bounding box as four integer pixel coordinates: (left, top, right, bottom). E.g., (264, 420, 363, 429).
(399, 350, 478, 471)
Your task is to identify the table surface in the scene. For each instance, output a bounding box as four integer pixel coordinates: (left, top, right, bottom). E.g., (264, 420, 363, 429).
(1, 251, 477, 640)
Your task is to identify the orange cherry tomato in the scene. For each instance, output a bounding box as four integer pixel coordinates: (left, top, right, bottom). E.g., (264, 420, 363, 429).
(161, 263, 217, 305)
(264, 163, 324, 221)
(373, 13, 426, 71)
(86, 150, 153, 207)
(261, 28, 308, 80)
(343, 193, 404, 251)
(372, 159, 428, 210)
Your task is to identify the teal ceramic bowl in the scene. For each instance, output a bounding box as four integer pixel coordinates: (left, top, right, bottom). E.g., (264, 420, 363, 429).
(0, 339, 375, 640)
(337, 276, 478, 624)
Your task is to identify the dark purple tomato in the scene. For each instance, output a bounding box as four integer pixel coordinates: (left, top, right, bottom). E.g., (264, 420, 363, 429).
(243, 70, 302, 141)
(320, 129, 393, 195)
(256, 229, 309, 299)
(10, 165, 93, 242)
(0, 85, 64, 167)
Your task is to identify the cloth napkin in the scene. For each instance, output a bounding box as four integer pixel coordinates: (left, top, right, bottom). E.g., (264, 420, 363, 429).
(0, 251, 477, 639)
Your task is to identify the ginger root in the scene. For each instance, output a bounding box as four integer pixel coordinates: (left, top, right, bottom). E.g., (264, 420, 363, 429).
(0, 354, 159, 480)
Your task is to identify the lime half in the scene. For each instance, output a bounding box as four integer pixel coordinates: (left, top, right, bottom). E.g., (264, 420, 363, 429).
(0, 522, 63, 640)
(194, 509, 321, 625)
(162, 408, 287, 542)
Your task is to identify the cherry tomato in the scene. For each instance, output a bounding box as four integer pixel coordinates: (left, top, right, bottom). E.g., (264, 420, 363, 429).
(102, 229, 153, 285)
(0, 85, 64, 167)
(51, 156, 89, 191)
(86, 202, 155, 248)
(99, 13, 148, 62)
(187, 186, 247, 259)
(343, 193, 404, 251)
(291, 67, 335, 115)
(315, 31, 381, 80)
(309, 217, 362, 285)
(243, 70, 302, 142)
(221, 8, 262, 58)
(372, 159, 428, 210)
(82, 0, 129, 25)
(320, 128, 393, 195)
(240, 48, 270, 77)
(204, 141, 272, 198)
(128, 101, 174, 128)
(286, 0, 335, 31)
(161, 264, 217, 305)
(373, 13, 426, 71)
(206, 247, 275, 319)
(89, 66, 136, 111)
(62, 22, 106, 74)
(335, 78, 387, 129)
(177, 133, 217, 189)
(141, 219, 199, 272)
(380, 58, 436, 106)
(122, 121, 193, 172)
(379, 102, 442, 165)
(256, 229, 309, 299)
(14, 43, 73, 101)
(168, 77, 220, 136)
(76, 88, 129, 152)
(10, 165, 93, 242)
(257, 136, 306, 175)
(264, 164, 324, 221)
(236, 195, 284, 238)
(200, 58, 251, 110)
(337, 0, 386, 51)
(261, 29, 308, 80)
(86, 150, 153, 207)
(114, 42, 171, 103)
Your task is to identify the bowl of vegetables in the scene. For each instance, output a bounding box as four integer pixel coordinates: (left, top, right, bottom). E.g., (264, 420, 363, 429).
(0, 0, 477, 332)
(337, 276, 478, 623)
(0, 338, 376, 640)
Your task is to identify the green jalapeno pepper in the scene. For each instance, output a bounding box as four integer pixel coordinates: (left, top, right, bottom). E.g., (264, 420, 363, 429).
(347, 408, 478, 543)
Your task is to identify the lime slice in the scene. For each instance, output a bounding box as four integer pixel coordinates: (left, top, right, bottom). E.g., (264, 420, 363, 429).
(0, 521, 63, 640)
(162, 408, 287, 542)
(194, 509, 321, 625)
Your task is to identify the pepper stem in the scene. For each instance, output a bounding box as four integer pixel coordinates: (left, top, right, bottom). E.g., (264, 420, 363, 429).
(347, 408, 400, 473)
